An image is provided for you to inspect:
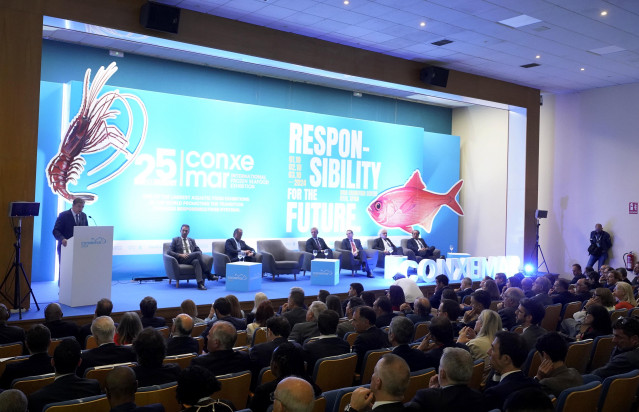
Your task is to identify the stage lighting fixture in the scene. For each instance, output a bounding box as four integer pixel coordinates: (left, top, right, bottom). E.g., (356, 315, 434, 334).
(524, 264, 535, 274)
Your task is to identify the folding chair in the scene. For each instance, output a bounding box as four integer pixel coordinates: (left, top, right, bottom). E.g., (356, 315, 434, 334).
(554, 381, 602, 412)
(312, 353, 358, 392)
(213, 370, 251, 410)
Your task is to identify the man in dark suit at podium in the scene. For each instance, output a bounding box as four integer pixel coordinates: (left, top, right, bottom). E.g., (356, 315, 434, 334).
(225, 228, 257, 262)
(168, 224, 210, 290)
(305, 227, 333, 259)
(52, 197, 87, 257)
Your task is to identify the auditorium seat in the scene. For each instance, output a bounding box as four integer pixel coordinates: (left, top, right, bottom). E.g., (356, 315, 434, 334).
(163, 353, 196, 369)
(257, 240, 307, 280)
(356, 348, 391, 384)
(84, 362, 137, 391)
(257, 366, 276, 386)
(213, 370, 251, 409)
(12, 373, 55, 395)
(588, 335, 614, 372)
(565, 339, 593, 374)
(541, 303, 561, 331)
(404, 368, 435, 402)
(162, 242, 213, 288)
(43, 394, 109, 412)
(562, 301, 582, 321)
(598, 369, 639, 412)
(554, 381, 601, 412)
(191, 323, 206, 338)
(313, 353, 358, 392)
(212, 241, 231, 278)
(135, 382, 180, 412)
(0, 342, 23, 358)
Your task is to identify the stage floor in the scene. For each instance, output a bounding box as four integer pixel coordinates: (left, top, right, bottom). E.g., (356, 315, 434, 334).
(18, 268, 431, 321)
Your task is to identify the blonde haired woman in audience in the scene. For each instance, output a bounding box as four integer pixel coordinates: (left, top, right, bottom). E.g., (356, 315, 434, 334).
(456, 309, 502, 376)
(613, 282, 637, 310)
(181, 299, 206, 324)
(247, 292, 268, 324)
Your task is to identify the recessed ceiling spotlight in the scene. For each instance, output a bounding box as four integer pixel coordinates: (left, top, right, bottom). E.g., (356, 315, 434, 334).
(535, 55, 541, 59)
(343, 0, 349, 4)
(601, 10, 608, 16)
(580, 67, 585, 71)
(420, 22, 426, 27)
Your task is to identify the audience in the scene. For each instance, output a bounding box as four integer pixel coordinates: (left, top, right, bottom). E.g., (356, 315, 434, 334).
(457, 309, 502, 373)
(0, 389, 28, 412)
(180, 299, 205, 325)
(407, 347, 486, 412)
(429, 274, 450, 310)
(418, 316, 469, 372)
(530, 277, 553, 306)
(250, 316, 293, 377)
(79, 315, 136, 376)
(402, 297, 431, 324)
(139, 296, 165, 328)
(176, 366, 232, 412)
(575, 304, 612, 341)
(43, 303, 79, 340)
(389, 316, 429, 371)
(516, 299, 547, 352)
(281, 289, 307, 328)
(167, 313, 199, 356)
(303, 310, 350, 375)
(393, 276, 424, 303)
(78, 298, 113, 348)
(289, 301, 326, 344)
(246, 300, 275, 345)
(337, 297, 364, 338)
(456, 277, 474, 302)
(499, 287, 525, 331)
(373, 296, 397, 328)
(0, 303, 25, 346)
(349, 354, 410, 412)
(201, 297, 247, 348)
(613, 282, 636, 309)
(132, 327, 180, 387)
(192, 320, 250, 376)
(561, 288, 614, 338)
(325, 295, 344, 317)
(387, 285, 406, 311)
(463, 290, 491, 328)
(592, 317, 639, 379)
(317, 289, 330, 303)
(352, 306, 390, 371)
(247, 292, 269, 324)
(573, 278, 592, 302)
(533, 332, 582, 397)
(342, 282, 364, 314)
(521, 277, 535, 298)
(570, 263, 585, 284)
(105, 366, 165, 412)
(226, 294, 245, 319)
(483, 279, 501, 301)
(495, 273, 508, 294)
(502, 387, 554, 412)
(0, 324, 53, 389)
(272, 377, 315, 412)
(549, 279, 578, 306)
(360, 291, 376, 307)
(115, 312, 143, 345)
(28, 338, 101, 412)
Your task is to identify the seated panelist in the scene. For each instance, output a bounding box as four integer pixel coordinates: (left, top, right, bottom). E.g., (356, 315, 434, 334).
(224, 228, 256, 262)
(371, 228, 402, 268)
(406, 229, 436, 262)
(168, 224, 210, 290)
(305, 227, 333, 259)
(341, 229, 373, 278)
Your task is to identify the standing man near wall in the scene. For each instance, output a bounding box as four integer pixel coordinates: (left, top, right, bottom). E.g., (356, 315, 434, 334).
(587, 223, 612, 271)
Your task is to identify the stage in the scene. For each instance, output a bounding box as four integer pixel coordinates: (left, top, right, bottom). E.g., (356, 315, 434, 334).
(16, 267, 434, 322)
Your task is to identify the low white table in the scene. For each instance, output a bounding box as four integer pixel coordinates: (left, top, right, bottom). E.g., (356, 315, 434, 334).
(311, 258, 340, 286)
(384, 255, 407, 280)
(226, 262, 262, 292)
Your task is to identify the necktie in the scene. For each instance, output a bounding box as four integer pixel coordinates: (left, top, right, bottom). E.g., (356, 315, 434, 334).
(75, 214, 79, 225)
(351, 240, 357, 253)
(417, 239, 424, 249)
(315, 238, 321, 250)
(183, 238, 190, 254)
(384, 239, 393, 251)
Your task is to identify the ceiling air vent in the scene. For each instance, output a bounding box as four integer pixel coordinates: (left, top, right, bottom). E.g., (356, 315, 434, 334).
(431, 39, 453, 46)
(521, 63, 540, 68)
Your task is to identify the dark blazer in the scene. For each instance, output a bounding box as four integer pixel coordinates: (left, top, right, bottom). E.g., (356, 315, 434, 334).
(52, 208, 88, 254)
(78, 343, 137, 376)
(406, 238, 434, 257)
(551, 291, 579, 306)
(406, 313, 431, 324)
(132, 363, 181, 387)
(224, 238, 255, 262)
(44, 320, 80, 340)
(282, 307, 307, 329)
(531, 293, 553, 307)
(521, 325, 547, 352)
(191, 349, 251, 376)
(428, 286, 450, 311)
(0, 352, 53, 389)
(352, 327, 390, 371)
(407, 384, 486, 412)
(341, 238, 365, 255)
(289, 321, 319, 344)
(457, 287, 474, 302)
(372, 237, 398, 253)
(303, 336, 351, 374)
(423, 343, 469, 372)
(168, 236, 201, 257)
(305, 237, 333, 258)
(28, 374, 101, 412)
(250, 337, 289, 373)
(498, 307, 517, 331)
(141, 316, 166, 328)
(371, 402, 407, 412)
(166, 336, 199, 356)
(0, 322, 25, 345)
(110, 402, 165, 412)
(375, 312, 397, 328)
(483, 371, 539, 410)
(589, 230, 612, 254)
(593, 346, 639, 379)
(392, 344, 430, 372)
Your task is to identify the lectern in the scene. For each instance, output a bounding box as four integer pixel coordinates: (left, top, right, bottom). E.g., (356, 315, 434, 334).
(59, 226, 113, 307)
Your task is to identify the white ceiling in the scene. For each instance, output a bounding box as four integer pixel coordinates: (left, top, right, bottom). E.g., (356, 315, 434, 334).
(151, 0, 639, 94)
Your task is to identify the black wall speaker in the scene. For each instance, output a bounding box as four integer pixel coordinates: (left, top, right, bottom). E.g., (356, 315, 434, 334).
(420, 66, 449, 88)
(140, 2, 181, 34)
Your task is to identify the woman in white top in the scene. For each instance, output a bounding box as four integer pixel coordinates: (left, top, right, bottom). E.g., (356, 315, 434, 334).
(457, 309, 502, 369)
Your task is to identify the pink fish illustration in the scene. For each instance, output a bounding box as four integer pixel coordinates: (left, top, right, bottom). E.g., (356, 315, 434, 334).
(367, 170, 463, 234)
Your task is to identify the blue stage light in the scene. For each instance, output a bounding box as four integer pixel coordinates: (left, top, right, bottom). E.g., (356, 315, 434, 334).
(524, 264, 534, 274)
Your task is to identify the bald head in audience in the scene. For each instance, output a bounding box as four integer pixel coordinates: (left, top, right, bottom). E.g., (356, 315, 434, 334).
(350, 354, 410, 410)
(91, 316, 116, 345)
(172, 313, 194, 337)
(273, 377, 315, 412)
(105, 366, 138, 408)
(0, 389, 28, 412)
(44, 303, 63, 322)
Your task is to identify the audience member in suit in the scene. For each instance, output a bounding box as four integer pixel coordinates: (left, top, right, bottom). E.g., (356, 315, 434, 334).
(570, 263, 586, 284)
(592, 317, 639, 379)
(418, 316, 469, 372)
(403, 297, 432, 324)
(139, 296, 166, 328)
(373, 296, 397, 328)
(289, 301, 325, 344)
(337, 297, 364, 338)
(406, 229, 436, 262)
(530, 277, 553, 307)
(272, 377, 316, 412)
(0, 390, 27, 412)
(407, 347, 486, 412)
(342, 282, 364, 315)
(498, 287, 525, 331)
(462, 289, 491, 329)
(192, 321, 250, 376)
(429, 275, 450, 310)
(521, 277, 536, 298)
(79, 298, 114, 349)
(281, 288, 308, 329)
(250, 343, 321, 412)
(78, 316, 136, 377)
(201, 297, 247, 349)
(167, 313, 199, 356)
(371, 229, 402, 268)
(438, 299, 463, 337)
(43, 303, 79, 340)
(352, 306, 390, 372)
(495, 273, 508, 295)
(176, 366, 233, 412)
(573, 278, 593, 302)
(533, 332, 582, 397)
(224, 227, 257, 262)
(516, 299, 547, 353)
(483, 331, 540, 410)
(456, 277, 474, 302)
(305, 226, 333, 259)
(303, 310, 350, 374)
(549, 279, 578, 306)
(250, 316, 294, 387)
(0, 324, 53, 389)
(52, 197, 87, 258)
(502, 388, 554, 412)
(0, 303, 25, 346)
(105, 366, 165, 412)
(341, 229, 373, 278)
(28, 338, 101, 412)
(132, 328, 181, 387)
(389, 317, 429, 371)
(349, 354, 411, 412)
(167, 224, 210, 290)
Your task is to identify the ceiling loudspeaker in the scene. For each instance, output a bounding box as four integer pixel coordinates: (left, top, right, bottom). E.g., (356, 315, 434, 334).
(140, 1, 181, 34)
(420, 66, 449, 88)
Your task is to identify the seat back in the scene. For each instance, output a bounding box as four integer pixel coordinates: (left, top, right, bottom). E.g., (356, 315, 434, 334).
(337, 392, 353, 412)
(163, 353, 197, 369)
(213, 370, 252, 410)
(191, 323, 206, 338)
(313, 353, 358, 392)
(12, 373, 55, 395)
(195, 336, 204, 355)
(344, 332, 358, 348)
(562, 301, 582, 321)
(85, 362, 136, 390)
(524, 350, 542, 377)
(298, 240, 307, 252)
(565, 339, 593, 374)
(312, 397, 326, 412)
(469, 359, 485, 390)
(599, 370, 639, 412)
(136, 382, 180, 412)
(555, 381, 602, 412)
(0, 342, 23, 358)
(252, 327, 267, 347)
(413, 322, 429, 342)
(588, 335, 614, 372)
(85, 335, 98, 350)
(43, 395, 109, 412)
(541, 303, 562, 331)
(0, 355, 28, 377)
(156, 327, 170, 339)
(628, 307, 639, 318)
(610, 309, 628, 323)
(211, 241, 230, 277)
(404, 368, 435, 402)
(235, 330, 248, 347)
(359, 349, 391, 384)
(257, 367, 276, 386)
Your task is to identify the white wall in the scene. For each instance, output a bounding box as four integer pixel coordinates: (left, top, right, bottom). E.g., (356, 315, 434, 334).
(539, 82, 639, 274)
(452, 105, 509, 257)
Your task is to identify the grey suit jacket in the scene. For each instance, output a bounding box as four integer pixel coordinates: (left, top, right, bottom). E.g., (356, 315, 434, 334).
(289, 321, 319, 344)
(521, 324, 547, 352)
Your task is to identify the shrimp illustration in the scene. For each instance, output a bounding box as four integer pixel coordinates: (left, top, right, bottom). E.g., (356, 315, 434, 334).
(46, 62, 148, 204)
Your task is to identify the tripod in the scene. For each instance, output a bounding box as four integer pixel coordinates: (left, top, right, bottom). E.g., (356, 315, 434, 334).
(0, 217, 40, 319)
(532, 218, 550, 274)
